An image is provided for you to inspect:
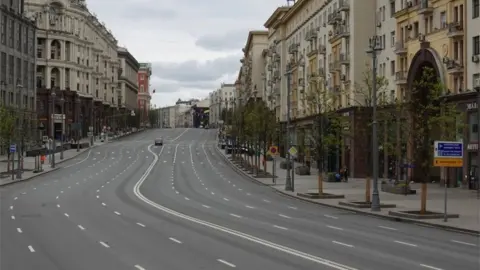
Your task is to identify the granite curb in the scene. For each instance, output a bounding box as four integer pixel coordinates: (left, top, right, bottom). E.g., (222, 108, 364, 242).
(214, 145, 480, 237)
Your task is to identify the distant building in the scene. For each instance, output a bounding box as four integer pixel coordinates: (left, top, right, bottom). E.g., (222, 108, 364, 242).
(137, 63, 152, 127)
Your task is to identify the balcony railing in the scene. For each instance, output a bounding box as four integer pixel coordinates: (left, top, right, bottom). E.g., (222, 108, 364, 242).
(447, 21, 464, 38)
(395, 71, 407, 84)
(394, 41, 407, 54)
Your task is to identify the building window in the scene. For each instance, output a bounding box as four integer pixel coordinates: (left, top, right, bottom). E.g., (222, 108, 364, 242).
(473, 36, 480, 55)
(473, 0, 479, 18)
(390, 0, 395, 17)
(390, 31, 395, 47)
(469, 112, 478, 141)
(1, 15, 5, 45)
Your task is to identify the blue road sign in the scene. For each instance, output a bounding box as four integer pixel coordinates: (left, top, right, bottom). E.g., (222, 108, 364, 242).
(9, 144, 16, 153)
(434, 141, 463, 158)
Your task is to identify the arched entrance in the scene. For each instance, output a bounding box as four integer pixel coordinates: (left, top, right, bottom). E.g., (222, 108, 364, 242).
(406, 47, 443, 183)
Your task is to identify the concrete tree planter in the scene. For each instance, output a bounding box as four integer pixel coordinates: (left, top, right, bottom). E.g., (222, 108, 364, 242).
(295, 165, 310, 175)
(381, 182, 416, 195)
(297, 192, 345, 199)
(389, 210, 459, 220)
(323, 173, 339, 182)
(339, 201, 397, 209)
(280, 160, 292, 169)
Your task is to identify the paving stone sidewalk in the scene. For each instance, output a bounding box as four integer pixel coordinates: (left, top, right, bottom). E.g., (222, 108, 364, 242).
(216, 148, 480, 235)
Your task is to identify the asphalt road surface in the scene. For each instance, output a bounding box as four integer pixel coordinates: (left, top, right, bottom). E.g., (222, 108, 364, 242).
(1, 128, 479, 270)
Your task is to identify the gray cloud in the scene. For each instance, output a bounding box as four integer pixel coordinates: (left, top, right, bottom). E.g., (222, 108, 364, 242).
(151, 55, 241, 83)
(195, 29, 247, 51)
(120, 6, 177, 21)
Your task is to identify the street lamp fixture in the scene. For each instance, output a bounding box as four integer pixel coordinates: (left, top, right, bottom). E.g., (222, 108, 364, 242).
(366, 35, 383, 211)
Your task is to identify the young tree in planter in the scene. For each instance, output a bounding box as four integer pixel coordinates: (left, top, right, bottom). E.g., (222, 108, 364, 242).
(349, 64, 391, 202)
(407, 66, 464, 214)
(304, 79, 345, 195)
(0, 105, 16, 172)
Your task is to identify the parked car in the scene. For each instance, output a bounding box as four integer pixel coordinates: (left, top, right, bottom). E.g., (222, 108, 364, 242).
(154, 137, 163, 146)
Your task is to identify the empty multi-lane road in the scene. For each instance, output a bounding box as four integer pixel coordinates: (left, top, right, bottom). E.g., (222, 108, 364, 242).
(1, 128, 478, 270)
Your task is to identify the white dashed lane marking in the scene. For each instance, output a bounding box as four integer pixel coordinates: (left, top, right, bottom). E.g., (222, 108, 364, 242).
(273, 225, 288, 230)
(136, 223, 146, 227)
(78, 225, 86, 230)
(324, 214, 338, 219)
(28, 245, 35, 252)
(17, 228, 22, 233)
(99, 241, 110, 248)
(169, 237, 182, 244)
(217, 259, 236, 268)
(450, 240, 477, 246)
(394, 240, 417, 247)
(332, 241, 354, 248)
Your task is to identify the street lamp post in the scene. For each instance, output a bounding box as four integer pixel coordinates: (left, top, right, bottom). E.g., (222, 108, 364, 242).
(60, 95, 65, 160)
(50, 89, 56, 168)
(475, 85, 480, 195)
(367, 35, 382, 211)
(16, 82, 24, 179)
(285, 62, 293, 191)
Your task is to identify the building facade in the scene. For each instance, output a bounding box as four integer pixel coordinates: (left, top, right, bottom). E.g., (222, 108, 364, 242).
(209, 83, 236, 127)
(26, 0, 121, 139)
(118, 47, 139, 112)
(467, 0, 480, 90)
(237, 31, 268, 104)
(137, 62, 151, 127)
(0, 1, 37, 152)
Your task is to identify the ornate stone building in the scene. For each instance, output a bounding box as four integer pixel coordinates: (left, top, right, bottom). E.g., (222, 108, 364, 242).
(118, 47, 139, 112)
(25, 0, 120, 139)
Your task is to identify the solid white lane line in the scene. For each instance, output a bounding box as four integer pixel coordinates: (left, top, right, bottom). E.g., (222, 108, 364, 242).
(288, 206, 298, 210)
(245, 205, 255, 209)
(230, 213, 242, 218)
(64, 213, 69, 217)
(114, 211, 121, 215)
(324, 214, 338, 219)
(419, 264, 444, 270)
(17, 228, 22, 233)
(394, 240, 417, 247)
(136, 223, 146, 227)
(134, 265, 146, 270)
(99, 241, 110, 248)
(169, 237, 182, 244)
(217, 259, 236, 268)
(332, 241, 354, 248)
(378, 225, 397, 231)
(202, 205, 211, 208)
(326, 225, 344, 231)
(223, 198, 229, 201)
(278, 214, 291, 219)
(273, 225, 288, 230)
(450, 240, 477, 246)
(78, 225, 85, 230)
(28, 245, 35, 252)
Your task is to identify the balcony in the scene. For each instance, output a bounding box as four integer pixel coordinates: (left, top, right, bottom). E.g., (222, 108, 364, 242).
(338, 0, 349, 11)
(447, 22, 464, 38)
(318, 68, 325, 77)
(288, 43, 298, 54)
(418, 1, 433, 15)
(327, 11, 341, 25)
(339, 53, 350, 65)
(328, 61, 334, 72)
(329, 25, 350, 43)
(318, 44, 326, 54)
(446, 60, 464, 74)
(307, 44, 318, 57)
(394, 41, 407, 54)
(395, 71, 407, 85)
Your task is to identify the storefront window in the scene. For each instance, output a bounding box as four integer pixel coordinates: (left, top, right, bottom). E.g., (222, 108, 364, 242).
(468, 112, 478, 141)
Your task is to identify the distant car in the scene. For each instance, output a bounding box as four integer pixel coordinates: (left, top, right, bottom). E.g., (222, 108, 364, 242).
(154, 137, 163, 146)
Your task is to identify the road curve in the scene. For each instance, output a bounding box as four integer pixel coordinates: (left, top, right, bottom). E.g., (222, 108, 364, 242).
(1, 128, 478, 270)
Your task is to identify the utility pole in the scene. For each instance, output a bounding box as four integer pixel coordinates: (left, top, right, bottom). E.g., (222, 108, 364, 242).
(367, 35, 382, 211)
(60, 94, 65, 160)
(51, 89, 56, 168)
(476, 86, 480, 196)
(285, 63, 292, 191)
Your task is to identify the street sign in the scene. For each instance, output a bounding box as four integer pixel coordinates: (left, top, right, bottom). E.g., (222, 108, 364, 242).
(288, 146, 298, 157)
(9, 144, 16, 153)
(269, 146, 279, 156)
(433, 141, 463, 167)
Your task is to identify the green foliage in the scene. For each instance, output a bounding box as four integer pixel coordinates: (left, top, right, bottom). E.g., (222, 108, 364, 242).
(0, 104, 16, 151)
(304, 79, 346, 171)
(148, 109, 160, 127)
(408, 67, 465, 177)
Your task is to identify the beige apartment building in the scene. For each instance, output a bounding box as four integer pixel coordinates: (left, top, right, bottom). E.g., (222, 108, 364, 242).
(26, 0, 122, 138)
(209, 83, 236, 127)
(237, 31, 269, 104)
(117, 47, 140, 111)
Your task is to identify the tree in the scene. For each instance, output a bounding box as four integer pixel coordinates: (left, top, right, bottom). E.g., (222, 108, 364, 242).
(148, 108, 160, 127)
(407, 66, 464, 214)
(0, 104, 16, 172)
(349, 64, 392, 202)
(304, 78, 346, 195)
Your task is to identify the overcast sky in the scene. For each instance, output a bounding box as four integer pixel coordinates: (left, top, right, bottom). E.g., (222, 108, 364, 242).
(88, 0, 287, 107)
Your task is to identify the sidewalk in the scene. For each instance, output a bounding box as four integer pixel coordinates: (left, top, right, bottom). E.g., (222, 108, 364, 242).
(217, 149, 480, 235)
(0, 129, 146, 187)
